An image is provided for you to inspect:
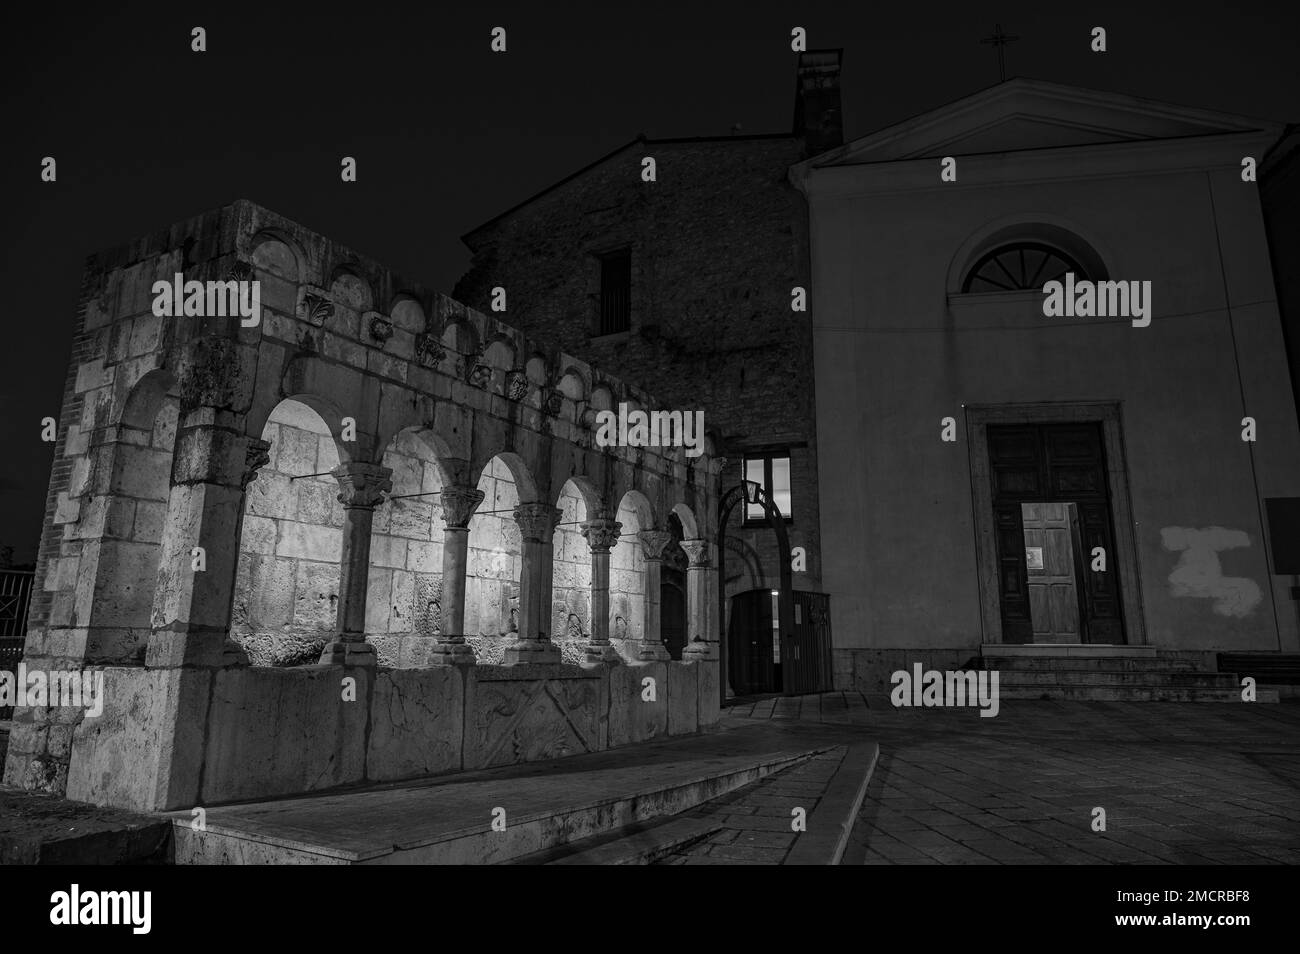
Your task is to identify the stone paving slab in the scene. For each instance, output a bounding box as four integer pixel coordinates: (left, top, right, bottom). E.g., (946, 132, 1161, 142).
(726, 692, 1300, 865)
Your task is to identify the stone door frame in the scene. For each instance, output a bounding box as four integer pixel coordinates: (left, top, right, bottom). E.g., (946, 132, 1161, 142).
(965, 401, 1147, 646)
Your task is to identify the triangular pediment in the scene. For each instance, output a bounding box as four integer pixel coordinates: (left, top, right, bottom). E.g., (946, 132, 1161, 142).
(811, 78, 1275, 166)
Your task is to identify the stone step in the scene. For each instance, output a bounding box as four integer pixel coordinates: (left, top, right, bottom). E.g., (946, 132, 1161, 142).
(1, 784, 172, 865)
(997, 670, 1239, 688)
(998, 685, 1278, 703)
(516, 740, 879, 865)
(980, 656, 1200, 672)
(982, 645, 1158, 658)
(168, 726, 832, 865)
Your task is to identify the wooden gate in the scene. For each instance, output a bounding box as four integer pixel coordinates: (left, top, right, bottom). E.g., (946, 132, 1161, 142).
(787, 591, 834, 695)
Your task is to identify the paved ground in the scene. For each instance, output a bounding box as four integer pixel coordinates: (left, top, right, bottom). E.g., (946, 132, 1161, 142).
(654, 749, 849, 864)
(725, 693, 1300, 864)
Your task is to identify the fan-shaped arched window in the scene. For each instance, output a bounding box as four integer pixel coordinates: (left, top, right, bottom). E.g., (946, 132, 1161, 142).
(961, 242, 1087, 293)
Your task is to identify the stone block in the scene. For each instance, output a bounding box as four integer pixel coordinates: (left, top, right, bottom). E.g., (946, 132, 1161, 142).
(52, 493, 81, 526)
(293, 560, 340, 630)
(236, 554, 295, 632)
(200, 666, 369, 804)
(463, 665, 604, 769)
(697, 659, 720, 726)
(390, 569, 415, 632)
(128, 314, 163, 356)
(105, 497, 136, 539)
(295, 478, 337, 525)
(607, 661, 667, 747)
(74, 359, 113, 394)
(370, 533, 406, 569)
(66, 667, 212, 812)
(276, 520, 342, 562)
(246, 471, 294, 520)
(405, 539, 438, 574)
(366, 667, 464, 781)
(667, 661, 699, 736)
(238, 514, 276, 555)
(388, 499, 434, 538)
(365, 566, 393, 632)
(90, 540, 162, 628)
(277, 425, 320, 478)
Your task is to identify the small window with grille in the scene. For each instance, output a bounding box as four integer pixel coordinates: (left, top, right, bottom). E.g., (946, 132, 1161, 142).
(598, 249, 631, 335)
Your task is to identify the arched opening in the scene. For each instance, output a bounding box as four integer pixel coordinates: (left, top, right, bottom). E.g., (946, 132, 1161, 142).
(464, 456, 524, 663)
(231, 397, 345, 666)
(365, 428, 446, 666)
(609, 490, 653, 662)
(551, 479, 594, 664)
(88, 371, 179, 664)
(660, 512, 689, 660)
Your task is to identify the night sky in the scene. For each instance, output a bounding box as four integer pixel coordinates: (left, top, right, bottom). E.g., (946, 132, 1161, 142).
(1, 2, 1296, 563)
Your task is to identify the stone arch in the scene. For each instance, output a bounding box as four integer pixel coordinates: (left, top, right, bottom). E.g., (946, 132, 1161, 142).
(526, 354, 550, 387)
(671, 502, 701, 540)
(250, 231, 302, 282)
(551, 477, 594, 664)
(589, 383, 614, 413)
(441, 319, 479, 357)
(464, 454, 525, 663)
(389, 295, 427, 334)
(556, 367, 587, 401)
(85, 368, 180, 664)
(231, 397, 345, 666)
(608, 488, 656, 660)
(365, 424, 447, 666)
(328, 267, 374, 312)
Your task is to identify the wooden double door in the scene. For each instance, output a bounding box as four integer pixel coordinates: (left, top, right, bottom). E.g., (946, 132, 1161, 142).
(727, 589, 833, 695)
(988, 422, 1125, 644)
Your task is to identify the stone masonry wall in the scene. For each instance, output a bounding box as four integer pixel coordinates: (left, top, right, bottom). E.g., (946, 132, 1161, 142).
(454, 137, 824, 613)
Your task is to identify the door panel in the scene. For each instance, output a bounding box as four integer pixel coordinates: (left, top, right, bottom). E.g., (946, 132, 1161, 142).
(988, 421, 1125, 645)
(727, 589, 773, 695)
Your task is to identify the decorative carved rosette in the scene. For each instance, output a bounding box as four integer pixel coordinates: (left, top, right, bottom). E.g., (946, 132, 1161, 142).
(513, 503, 562, 543)
(580, 518, 622, 553)
(440, 487, 485, 529)
(413, 332, 447, 367)
(227, 259, 255, 283)
(505, 370, 529, 402)
(368, 316, 393, 343)
(332, 462, 393, 510)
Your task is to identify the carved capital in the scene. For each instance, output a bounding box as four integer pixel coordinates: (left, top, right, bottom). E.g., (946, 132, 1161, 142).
(299, 287, 334, 326)
(440, 487, 485, 529)
(680, 538, 711, 568)
(332, 462, 393, 510)
(514, 502, 562, 543)
(580, 518, 622, 553)
(241, 438, 272, 490)
(638, 529, 674, 561)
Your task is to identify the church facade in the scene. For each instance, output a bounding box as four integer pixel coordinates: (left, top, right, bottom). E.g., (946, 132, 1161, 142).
(457, 65, 1300, 699)
(793, 79, 1300, 691)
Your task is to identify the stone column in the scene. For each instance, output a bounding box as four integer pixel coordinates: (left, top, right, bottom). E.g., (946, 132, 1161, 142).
(580, 517, 622, 664)
(319, 461, 392, 666)
(506, 502, 562, 664)
(680, 538, 714, 661)
(637, 529, 674, 661)
(430, 485, 485, 665)
(146, 412, 267, 669)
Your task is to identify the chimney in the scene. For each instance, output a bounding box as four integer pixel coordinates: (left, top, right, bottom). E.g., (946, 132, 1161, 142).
(792, 49, 843, 156)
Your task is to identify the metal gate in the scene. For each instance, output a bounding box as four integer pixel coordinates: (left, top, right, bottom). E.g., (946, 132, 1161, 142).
(0, 570, 33, 719)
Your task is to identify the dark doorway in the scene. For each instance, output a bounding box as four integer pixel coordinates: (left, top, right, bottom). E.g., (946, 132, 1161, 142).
(727, 588, 779, 695)
(988, 422, 1125, 644)
(661, 567, 687, 660)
